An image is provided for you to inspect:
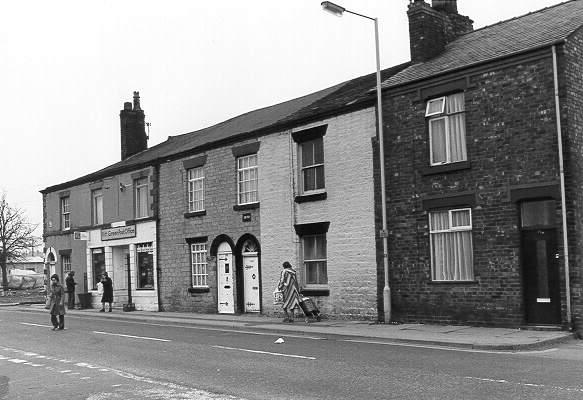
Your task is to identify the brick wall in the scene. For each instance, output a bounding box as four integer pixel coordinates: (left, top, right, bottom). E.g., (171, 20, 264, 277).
(260, 108, 379, 320)
(158, 144, 260, 313)
(383, 54, 563, 326)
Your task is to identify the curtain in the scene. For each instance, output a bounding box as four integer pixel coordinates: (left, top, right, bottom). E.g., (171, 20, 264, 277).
(447, 93, 466, 162)
(430, 118, 447, 164)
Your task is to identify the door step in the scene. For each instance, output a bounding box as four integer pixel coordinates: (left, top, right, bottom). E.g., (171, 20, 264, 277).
(521, 324, 563, 331)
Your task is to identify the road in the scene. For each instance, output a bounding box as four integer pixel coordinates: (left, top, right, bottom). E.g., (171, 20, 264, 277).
(1, 308, 583, 399)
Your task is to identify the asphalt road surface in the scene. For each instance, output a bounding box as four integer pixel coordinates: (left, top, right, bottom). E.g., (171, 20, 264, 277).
(1, 308, 583, 399)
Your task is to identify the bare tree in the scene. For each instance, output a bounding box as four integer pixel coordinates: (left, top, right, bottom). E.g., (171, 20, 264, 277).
(0, 193, 39, 292)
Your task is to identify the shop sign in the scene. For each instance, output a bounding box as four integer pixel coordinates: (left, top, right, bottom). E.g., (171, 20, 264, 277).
(101, 225, 136, 241)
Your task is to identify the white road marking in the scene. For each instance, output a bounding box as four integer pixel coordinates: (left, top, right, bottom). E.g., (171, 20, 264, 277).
(93, 331, 171, 342)
(464, 376, 583, 393)
(341, 339, 559, 354)
(213, 345, 316, 360)
(20, 322, 51, 328)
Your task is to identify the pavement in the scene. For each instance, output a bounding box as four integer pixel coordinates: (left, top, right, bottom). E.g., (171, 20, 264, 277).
(1, 302, 576, 351)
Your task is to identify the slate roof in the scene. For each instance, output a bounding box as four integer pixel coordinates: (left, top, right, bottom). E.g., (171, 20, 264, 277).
(42, 62, 408, 193)
(383, 0, 583, 89)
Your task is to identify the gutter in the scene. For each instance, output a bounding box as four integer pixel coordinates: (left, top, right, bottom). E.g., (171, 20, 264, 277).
(552, 44, 572, 325)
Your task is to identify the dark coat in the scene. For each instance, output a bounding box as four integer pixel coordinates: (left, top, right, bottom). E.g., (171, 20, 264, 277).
(48, 283, 66, 316)
(65, 274, 76, 293)
(101, 276, 113, 303)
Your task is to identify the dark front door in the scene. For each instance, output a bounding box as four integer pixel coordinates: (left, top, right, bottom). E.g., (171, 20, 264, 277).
(521, 229, 561, 324)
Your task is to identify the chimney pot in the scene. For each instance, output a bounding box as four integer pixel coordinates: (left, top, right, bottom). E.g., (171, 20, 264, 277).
(432, 0, 457, 14)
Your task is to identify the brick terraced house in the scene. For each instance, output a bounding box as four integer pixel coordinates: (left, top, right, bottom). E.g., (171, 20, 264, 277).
(41, 0, 583, 327)
(380, 0, 583, 327)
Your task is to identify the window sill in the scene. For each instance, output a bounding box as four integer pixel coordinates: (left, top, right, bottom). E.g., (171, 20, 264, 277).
(421, 160, 471, 176)
(429, 280, 477, 284)
(188, 287, 210, 294)
(136, 288, 155, 291)
(184, 210, 206, 218)
(233, 203, 259, 211)
(301, 288, 330, 296)
(295, 192, 327, 203)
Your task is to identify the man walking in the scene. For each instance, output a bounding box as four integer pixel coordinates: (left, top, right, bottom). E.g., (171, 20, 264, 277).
(65, 271, 77, 310)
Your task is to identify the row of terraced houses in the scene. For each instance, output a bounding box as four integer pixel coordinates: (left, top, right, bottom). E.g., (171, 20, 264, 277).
(42, 0, 583, 328)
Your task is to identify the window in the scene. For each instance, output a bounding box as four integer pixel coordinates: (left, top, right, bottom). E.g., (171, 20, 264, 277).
(237, 154, 258, 205)
(91, 248, 106, 289)
(429, 208, 474, 281)
(137, 243, 154, 289)
(190, 243, 208, 287)
(426, 93, 467, 165)
(187, 167, 205, 212)
(299, 137, 325, 193)
(62, 255, 71, 274)
(135, 177, 149, 218)
(92, 189, 103, 225)
(302, 233, 328, 285)
(61, 197, 70, 230)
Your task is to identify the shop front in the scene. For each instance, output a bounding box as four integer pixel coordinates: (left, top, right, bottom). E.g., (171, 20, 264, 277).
(85, 221, 158, 311)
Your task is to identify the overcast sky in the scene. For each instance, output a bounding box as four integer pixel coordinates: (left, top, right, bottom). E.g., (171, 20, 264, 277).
(0, 0, 565, 239)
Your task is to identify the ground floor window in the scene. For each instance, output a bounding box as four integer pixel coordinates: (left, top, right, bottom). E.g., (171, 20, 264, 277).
(137, 242, 154, 289)
(62, 254, 71, 274)
(429, 208, 474, 281)
(191, 243, 208, 287)
(302, 233, 328, 285)
(91, 248, 105, 289)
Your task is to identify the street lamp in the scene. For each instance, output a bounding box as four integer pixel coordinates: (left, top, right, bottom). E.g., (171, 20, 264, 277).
(321, 1, 391, 323)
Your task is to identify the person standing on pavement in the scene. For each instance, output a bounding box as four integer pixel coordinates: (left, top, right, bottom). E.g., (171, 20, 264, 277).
(100, 272, 113, 312)
(277, 261, 301, 323)
(47, 274, 66, 330)
(65, 271, 77, 310)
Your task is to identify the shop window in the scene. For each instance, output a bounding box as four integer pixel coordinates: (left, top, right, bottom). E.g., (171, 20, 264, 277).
(91, 248, 105, 289)
(136, 242, 154, 289)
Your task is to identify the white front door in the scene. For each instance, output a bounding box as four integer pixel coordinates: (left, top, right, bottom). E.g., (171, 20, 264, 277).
(217, 243, 234, 314)
(243, 253, 260, 313)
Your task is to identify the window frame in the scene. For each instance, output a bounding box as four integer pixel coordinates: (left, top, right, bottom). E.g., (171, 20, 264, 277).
(91, 248, 106, 290)
(187, 167, 205, 212)
(61, 254, 71, 274)
(299, 136, 325, 194)
(61, 196, 71, 231)
(426, 92, 467, 166)
(236, 154, 259, 205)
(134, 177, 149, 219)
(301, 232, 328, 287)
(190, 242, 208, 288)
(429, 207, 474, 282)
(92, 189, 103, 225)
(136, 242, 155, 290)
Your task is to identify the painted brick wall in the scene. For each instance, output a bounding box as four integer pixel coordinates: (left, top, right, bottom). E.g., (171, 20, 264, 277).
(383, 55, 564, 326)
(260, 108, 379, 320)
(158, 144, 260, 313)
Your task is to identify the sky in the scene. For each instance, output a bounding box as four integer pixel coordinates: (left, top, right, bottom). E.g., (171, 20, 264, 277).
(0, 0, 566, 240)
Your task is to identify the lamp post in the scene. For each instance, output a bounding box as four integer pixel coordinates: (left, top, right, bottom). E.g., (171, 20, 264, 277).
(321, 1, 391, 323)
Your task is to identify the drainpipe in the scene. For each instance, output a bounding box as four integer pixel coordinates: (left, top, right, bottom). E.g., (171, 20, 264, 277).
(552, 44, 572, 325)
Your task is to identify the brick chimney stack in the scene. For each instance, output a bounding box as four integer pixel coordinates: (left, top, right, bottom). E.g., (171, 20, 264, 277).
(407, 0, 473, 63)
(120, 91, 147, 160)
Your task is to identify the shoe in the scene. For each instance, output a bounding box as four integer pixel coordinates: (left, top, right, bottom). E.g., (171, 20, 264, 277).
(99, 309, 105, 312)
(108, 309, 112, 312)
(57, 327, 64, 330)
(51, 327, 58, 331)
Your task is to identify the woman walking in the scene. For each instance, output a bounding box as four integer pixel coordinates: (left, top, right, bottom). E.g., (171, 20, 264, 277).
(47, 274, 66, 331)
(277, 261, 301, 323)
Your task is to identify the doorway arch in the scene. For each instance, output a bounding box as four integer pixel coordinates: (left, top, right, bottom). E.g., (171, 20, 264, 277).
(236, 234, 261, 313)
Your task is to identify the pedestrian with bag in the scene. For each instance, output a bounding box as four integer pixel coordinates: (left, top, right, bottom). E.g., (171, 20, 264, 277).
(65, 271, 77, 310)
(277, 261, 301, 323)
(100, 272, 113, 312)
(47, 274, 66, 331)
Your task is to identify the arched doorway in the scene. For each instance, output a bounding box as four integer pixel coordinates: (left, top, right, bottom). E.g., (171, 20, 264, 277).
(216, 242, 235, 314)
(239, 237, 261, 313)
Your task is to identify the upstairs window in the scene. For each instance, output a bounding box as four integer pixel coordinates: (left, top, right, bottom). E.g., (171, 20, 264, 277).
(429, 208, 474, 281)
(135, 177, 149, 218)
(187, 167, 205, 212)
(61, 197, 70, 230)
(92, 189, 103, 225)
(300, 137, 325, 193)
(237, 154, 258, 205)
(426, 93, 467, 165)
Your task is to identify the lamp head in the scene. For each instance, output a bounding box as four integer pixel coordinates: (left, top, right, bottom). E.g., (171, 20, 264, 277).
(321, 1, 345, 16)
